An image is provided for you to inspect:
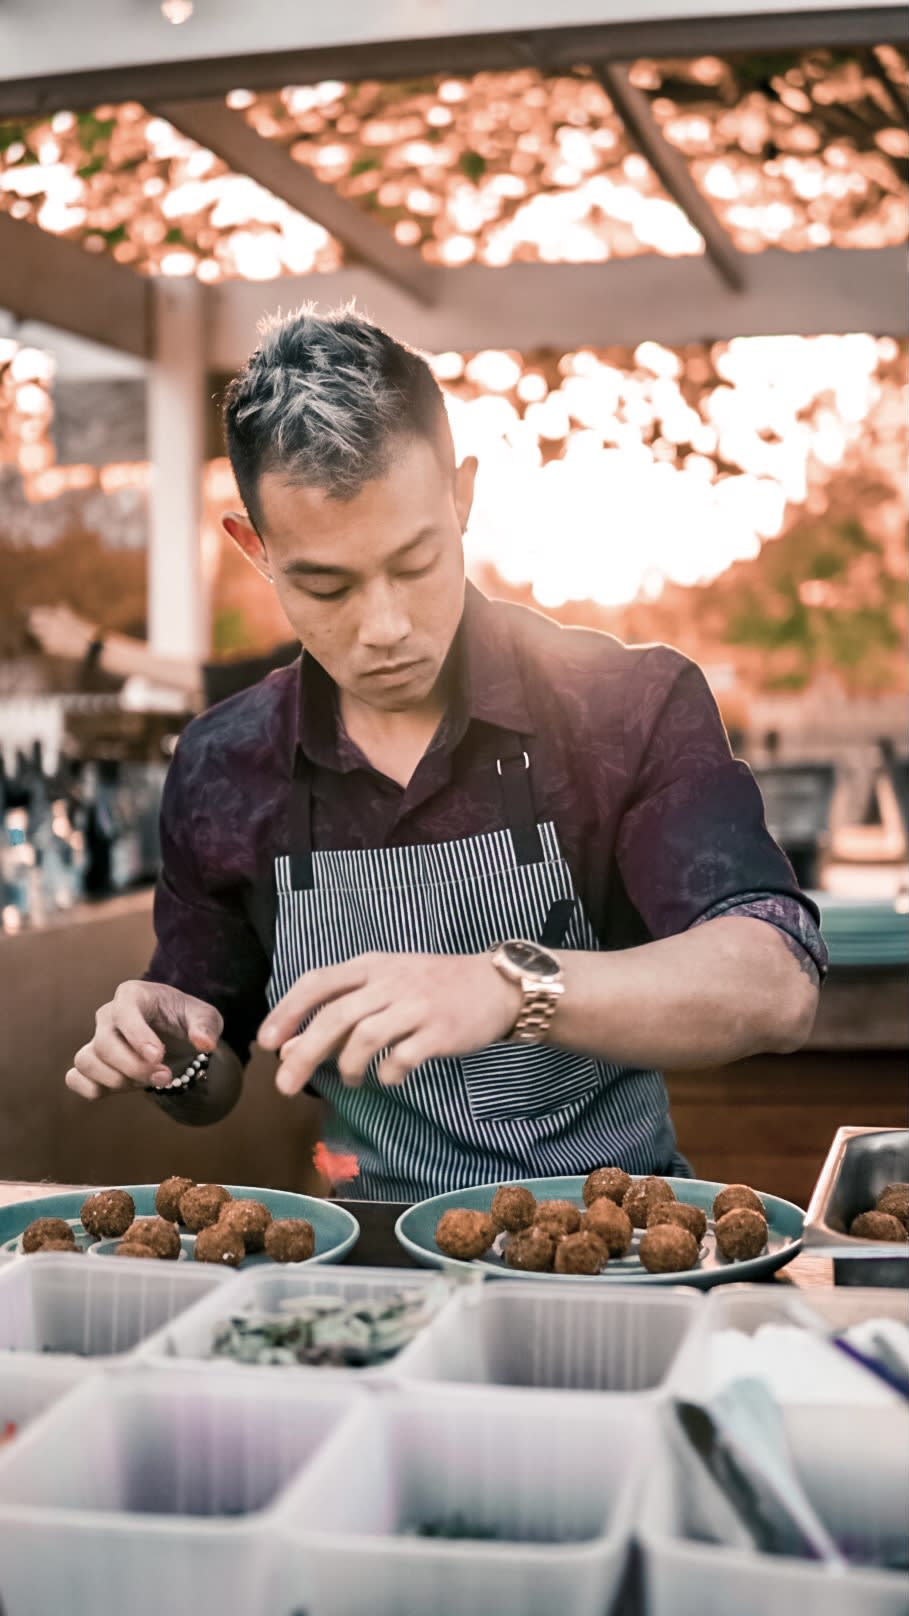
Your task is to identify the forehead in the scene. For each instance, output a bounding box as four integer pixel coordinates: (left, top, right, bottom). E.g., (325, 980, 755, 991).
(258, 437, 452, 558)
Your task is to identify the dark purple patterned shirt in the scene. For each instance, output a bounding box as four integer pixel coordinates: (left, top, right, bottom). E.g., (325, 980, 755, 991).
(147, 582, 826, 1061)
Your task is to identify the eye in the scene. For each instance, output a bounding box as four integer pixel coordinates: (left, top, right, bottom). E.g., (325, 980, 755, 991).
(398, 559, 436, 579)
(304, 584, 349, 601)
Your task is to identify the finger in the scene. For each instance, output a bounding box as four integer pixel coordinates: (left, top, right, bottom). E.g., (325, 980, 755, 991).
(377, 1032, 437, 1087)
(74, 1044, 167, 1094)
(182, 993, 223, 1051)
(93, 1024, 162, 1083)
(259, 957, 372, 1051)
(275, 986, 390, 1097)
(336, 1004, 424, 1087)
(109, 996, 166, 1063)
(65, 1067, 106, 1101)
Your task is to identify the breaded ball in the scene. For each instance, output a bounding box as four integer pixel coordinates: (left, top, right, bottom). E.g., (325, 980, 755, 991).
(32, 1240, 81, 1254)
(503, 1227, 556, 1272)
(647, 1202, 708, 1243)
(875, 1184, 909, 1229)
(218, 1199, 272, 1253)
(179, 1184, 232, 1233)
(582, 1167, 632, 1207)
(22, 1217, 76, 1254)
(116, 1242, 159, 1261)
(713, 1184, 764, 1222)
(639, 1225, 699, 1274)
(80, 1190, 135, 1239)
(490, 1185, 537, 1233)
(264, 1218, 317, 1264)
(623, 1177, 676, 1229)
(194, 1224, 245, 1267)
(155, 1176, 195, 1223)
(534, 1200, 582, 1237)
(850, 1211, 908, 1242)
(716, 1208, 769, 1260)
(124, 1217, 181, 1260)
(434, 1208, 497, 1261)
(582, 1198, 633, 1257)
(554, 1230, 608, 1275)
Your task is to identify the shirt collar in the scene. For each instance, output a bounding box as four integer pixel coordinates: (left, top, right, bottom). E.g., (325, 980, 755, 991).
(294, 580, 535, 771)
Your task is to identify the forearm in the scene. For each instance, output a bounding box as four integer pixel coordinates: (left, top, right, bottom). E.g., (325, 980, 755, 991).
(548, 917, 819, 1069)
(99, 631, 201, 698)
(150, 1040, 244, 1127)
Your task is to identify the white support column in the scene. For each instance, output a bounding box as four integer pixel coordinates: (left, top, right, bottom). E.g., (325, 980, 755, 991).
(147, 277, 208, 662)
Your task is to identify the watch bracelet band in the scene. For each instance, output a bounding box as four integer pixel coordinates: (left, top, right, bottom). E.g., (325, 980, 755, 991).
(145, 1050, 211, 1096)
(510, 985, 563, 1044)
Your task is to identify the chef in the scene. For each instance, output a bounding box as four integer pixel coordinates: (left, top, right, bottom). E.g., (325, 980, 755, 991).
(66, 308, 827, 1199)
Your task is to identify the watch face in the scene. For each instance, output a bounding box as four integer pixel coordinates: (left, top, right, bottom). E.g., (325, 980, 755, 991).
(500, 939, 561, 979)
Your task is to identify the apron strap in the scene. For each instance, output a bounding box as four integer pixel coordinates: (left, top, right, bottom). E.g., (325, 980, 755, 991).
(496, 735, 545, 866)
(288, 748, 316, 890)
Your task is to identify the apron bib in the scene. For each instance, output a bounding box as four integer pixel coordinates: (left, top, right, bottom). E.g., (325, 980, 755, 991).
(265, 735, 684, 1199)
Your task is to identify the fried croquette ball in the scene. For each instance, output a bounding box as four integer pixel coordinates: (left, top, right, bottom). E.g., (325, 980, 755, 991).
(503, 1226, 556, 1272)
(123, 1217, 181, 1260)
(264, 1218, 317, 1263)
(155, 1176, 195, 1223)
(582, 1198, 633, 1257)
(875, 1184, 909, 1229)
(80, 1190, 135, 1239)
(218, 1199, 272, 1253)
(32, 1239, 81, 1254)
(715, 1208, 769, 1260)
(622, 1177, 675, 1229)
(647, 1202, 708, 1244)
(534, 1200, 582, 1237)
(713, 1184, 764, 1222)
(639, 1224, 699, 1274)
(554, 1230, 608, 1275)
(582, 1167, 632, 1208)
(434, 1208, 497, 1261)
(194, 1224, 245, 1267)
(22, 1217, 76, 1253)
(179, 1184, 232, 1233)
(850, 1211, 908, 1242)
(116, 1242, 159, 1261)
(490, 1185, 537, 1233)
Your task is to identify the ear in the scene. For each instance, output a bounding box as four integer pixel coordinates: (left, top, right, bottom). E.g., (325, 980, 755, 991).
(222, 511, 272, 582)
(454, 455, 478, 533)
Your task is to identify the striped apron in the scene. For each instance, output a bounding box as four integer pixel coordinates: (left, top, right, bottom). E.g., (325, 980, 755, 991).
(265, 735, 688, 1200)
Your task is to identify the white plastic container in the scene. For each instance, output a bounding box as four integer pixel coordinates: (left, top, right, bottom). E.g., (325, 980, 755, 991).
(395, 1281, 700, 1394)
(639, 1400, 909, 1616)
(668, 1282, 909, 1402)
(0, 1366, 362, 1616)
(0, 1355, 85, 1447)
(139, 1262, 456, 1372)
(271, 1384, 658, 1616)
(0, 1252, 230, 1366)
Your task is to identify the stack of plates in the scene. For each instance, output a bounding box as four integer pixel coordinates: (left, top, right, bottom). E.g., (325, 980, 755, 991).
(811, 893, 909, 967)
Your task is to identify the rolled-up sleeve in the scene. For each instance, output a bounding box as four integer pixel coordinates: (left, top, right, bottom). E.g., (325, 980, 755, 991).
(144, 740, 271, 1064)
(617, 647, 828, 976)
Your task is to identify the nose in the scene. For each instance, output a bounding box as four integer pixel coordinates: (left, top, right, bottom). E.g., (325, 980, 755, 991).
(358, 577, 412, 653)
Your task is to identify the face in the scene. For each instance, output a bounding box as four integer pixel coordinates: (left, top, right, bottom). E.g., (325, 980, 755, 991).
(223, 436, 476, 713)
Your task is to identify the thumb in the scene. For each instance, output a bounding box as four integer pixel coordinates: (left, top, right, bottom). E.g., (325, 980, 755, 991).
(183, 996, 223, 1051)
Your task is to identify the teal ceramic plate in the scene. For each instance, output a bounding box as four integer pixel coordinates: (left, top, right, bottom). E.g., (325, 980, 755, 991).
(0, 1185, 359, 1268)
(396, 1175, 803, 1288)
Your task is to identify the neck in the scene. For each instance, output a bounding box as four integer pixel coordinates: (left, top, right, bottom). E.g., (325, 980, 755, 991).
(338, 673, 450, 789)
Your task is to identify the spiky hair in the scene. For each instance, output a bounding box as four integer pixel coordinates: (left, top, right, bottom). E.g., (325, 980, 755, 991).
(223, 304, 451, 530)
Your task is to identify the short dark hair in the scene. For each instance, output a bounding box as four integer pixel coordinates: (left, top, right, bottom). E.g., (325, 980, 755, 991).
(223, 305, 451, 531)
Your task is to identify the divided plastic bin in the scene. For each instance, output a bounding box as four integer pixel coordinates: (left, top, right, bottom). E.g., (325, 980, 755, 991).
(271, 1385, 658, 1616)
(639, 1399, 909, 1616)
(139, 1263, 456, 1372)
(0, 1252, 230, 1366)
(0, 1355, 84, 1450)
(0, 1366, 362, 1616)
(395, 1281, 700, 1394)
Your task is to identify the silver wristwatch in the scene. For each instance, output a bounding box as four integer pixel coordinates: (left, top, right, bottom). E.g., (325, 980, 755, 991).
(489, 939, 565, 1044)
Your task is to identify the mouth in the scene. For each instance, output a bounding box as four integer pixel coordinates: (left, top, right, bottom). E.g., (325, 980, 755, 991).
(362, 659, 422, 682)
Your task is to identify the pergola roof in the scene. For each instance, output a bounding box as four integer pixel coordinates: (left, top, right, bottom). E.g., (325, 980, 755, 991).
(0, 0, 905, 363)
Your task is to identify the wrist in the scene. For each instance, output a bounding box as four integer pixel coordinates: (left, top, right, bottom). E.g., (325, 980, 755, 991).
(488, 939, 565, 1044)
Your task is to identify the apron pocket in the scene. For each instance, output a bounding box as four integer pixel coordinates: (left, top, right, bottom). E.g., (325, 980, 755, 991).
(459, 1042, 600, 1124)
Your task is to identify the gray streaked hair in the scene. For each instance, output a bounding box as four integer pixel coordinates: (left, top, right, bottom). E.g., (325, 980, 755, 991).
(223, 304, 451, 531)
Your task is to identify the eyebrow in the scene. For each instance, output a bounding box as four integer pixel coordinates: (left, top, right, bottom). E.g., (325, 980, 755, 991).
(282, 527, 437, 579)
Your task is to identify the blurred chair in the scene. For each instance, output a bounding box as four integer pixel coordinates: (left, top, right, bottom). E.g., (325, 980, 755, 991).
(752, 762, 837, 889)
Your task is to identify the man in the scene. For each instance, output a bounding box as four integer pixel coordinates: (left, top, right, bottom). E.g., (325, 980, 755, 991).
(67, 308, 826, 1199)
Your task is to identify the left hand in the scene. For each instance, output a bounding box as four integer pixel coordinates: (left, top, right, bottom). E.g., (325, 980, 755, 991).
(257, 952, 522, 1095)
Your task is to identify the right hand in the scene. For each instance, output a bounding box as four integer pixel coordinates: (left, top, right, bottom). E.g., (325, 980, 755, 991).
(66, 981, 223, 1101)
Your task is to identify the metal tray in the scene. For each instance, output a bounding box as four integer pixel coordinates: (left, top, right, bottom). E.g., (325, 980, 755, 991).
(804, 1125, 909, 1287)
